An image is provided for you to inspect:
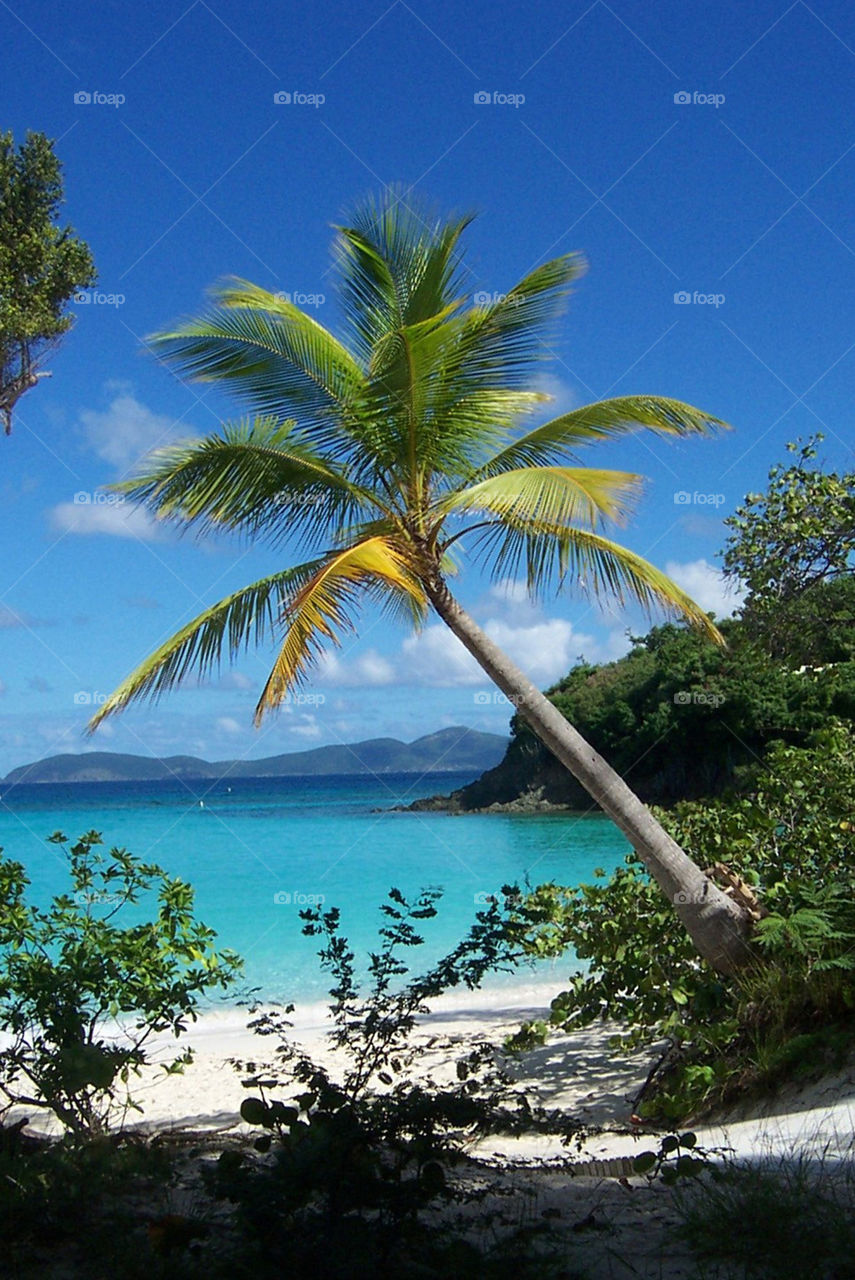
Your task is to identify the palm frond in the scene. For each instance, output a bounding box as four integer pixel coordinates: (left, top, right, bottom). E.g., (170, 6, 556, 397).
(87, 562, 324, 731)
(467, 517, 723, 641)
(112, 416, 383, 548)
(445, 254, 587, 393)
(255, 536, 427, 724)
(472, 395, 729, 476)
(148, 284, 367, 456)
(361, 306, 467, 474)
(439, 466, 643, 534)
(333, 188, 474, 355)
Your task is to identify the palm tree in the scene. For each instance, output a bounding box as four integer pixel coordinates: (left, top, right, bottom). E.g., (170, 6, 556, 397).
(89, 192, 753, 973)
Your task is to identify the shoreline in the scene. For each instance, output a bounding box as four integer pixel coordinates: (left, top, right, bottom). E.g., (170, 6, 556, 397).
(126, 981, 660, 1153)
(10, 976, 855, 1176)
(9, 978, 652, 1143)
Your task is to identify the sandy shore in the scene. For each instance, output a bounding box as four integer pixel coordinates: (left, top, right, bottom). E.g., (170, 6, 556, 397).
(10, 981, 855, 1279)
(129, 981, 855, 1176)
(12, 977, 855, 1171)
(122, 979, 652, 1142)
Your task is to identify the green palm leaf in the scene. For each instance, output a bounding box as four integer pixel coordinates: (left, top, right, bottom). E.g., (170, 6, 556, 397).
(255, 536, 427, 723)
(469, 514, 722, 640)
(87, 562, 325, 731)
(112, 415, 383, 548)
(333, 189, 473, 355)
(473, 395, 729, 476)
(447, 254, 587, 392)
(440, 466, 643, 533)
(149, 281, 367, 456)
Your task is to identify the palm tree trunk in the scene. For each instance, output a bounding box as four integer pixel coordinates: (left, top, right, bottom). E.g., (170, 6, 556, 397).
(426, 578, 754, 976)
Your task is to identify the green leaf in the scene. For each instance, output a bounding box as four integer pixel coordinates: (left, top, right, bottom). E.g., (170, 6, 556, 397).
(239, 1096, 269, 1126)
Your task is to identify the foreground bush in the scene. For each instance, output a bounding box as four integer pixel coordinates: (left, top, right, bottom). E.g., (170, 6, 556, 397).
(213, 886, 578, 1277)
(676, 1149, 855, 1280)
(512, 722, 855, 1118)
(0, 887, 583, 1279)
(0, 830, 242, 1135)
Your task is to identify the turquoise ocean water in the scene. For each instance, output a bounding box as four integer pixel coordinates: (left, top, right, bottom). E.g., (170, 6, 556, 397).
(0, 772, 629, 1003)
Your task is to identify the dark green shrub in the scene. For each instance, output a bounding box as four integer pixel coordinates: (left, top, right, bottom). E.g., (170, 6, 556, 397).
(0, 830, 242, 1135)
(511, 723, 855, 1118)
(211, 887, 578, 1276)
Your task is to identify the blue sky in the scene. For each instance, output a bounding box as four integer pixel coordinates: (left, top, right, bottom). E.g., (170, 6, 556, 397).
(1, 0, 853, 775)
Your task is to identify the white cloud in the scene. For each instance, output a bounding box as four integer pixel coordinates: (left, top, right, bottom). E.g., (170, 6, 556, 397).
(398, 613, 597, 688)
(47, 389, 199, 541)
(311, 582, 609, 692)
(50, 500, 164, 541)
(290, 718, 321, 739)
(484, 578, 538, 623)
(665, 558, 744, 619)
(317, 649, 396, 687)
(488, 579, 530, 605)
(80, 390, 191, 470)
(487, 616, 595, 683)
(401, 625, 481, 685)
(215, 716, 243, 735)
(216, 671, 255, 692)
(531, 373, 578, 418)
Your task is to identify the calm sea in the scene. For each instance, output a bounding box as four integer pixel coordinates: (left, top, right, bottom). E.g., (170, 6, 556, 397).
(0, 772, 629, 1003)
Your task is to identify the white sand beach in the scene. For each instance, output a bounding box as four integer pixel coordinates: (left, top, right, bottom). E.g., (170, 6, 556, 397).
(121, 983, 855, 1278)
(9, 981, 855, 1278)
(74, 979, 855, 1172)
(125, 980, 652, 1140)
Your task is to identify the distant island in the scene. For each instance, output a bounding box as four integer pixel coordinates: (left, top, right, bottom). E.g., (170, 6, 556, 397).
(2, 726, 508, 786)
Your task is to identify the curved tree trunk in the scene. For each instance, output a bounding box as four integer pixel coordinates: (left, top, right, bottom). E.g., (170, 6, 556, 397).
(426, 578, 754, 976)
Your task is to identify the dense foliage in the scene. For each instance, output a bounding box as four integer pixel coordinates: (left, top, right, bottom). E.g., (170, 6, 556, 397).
(511, 722, 855, 1118)
(450, 436, 855, 816)
(723, 435, 855, 665)
(0, 130, 95, 433)
(452, 617, 855, 810)
(0, 831, 241, 1134)
(0, 885, 582, 1278)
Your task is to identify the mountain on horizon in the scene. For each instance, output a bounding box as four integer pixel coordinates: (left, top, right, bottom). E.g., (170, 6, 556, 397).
(2, 726, 508, 786)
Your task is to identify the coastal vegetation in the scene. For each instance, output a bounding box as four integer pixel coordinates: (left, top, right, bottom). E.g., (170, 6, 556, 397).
(511, 722, 855, 1119)
(434, 614, 855, 812)
(0, 830, 241, 1134)
(504, 440, 855, 1118)
(722, 435, 855, 666)
(0, 130, 95, 434)
(432, 436, 855, 814)
(215, 889, 561, 1277)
